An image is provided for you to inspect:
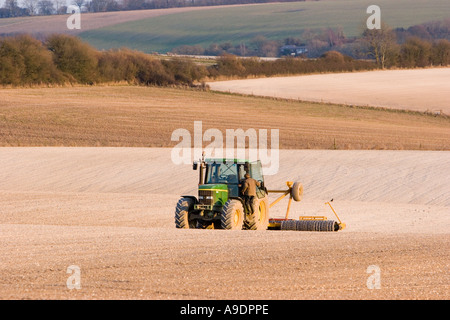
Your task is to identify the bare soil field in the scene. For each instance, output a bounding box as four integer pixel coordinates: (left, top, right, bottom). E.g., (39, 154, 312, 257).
(0, 147, 448, 299)
(208, 68, 450, 115)
(0, 86, 448, 150)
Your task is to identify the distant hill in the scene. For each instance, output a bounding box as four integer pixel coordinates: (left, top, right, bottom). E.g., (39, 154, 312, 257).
(80, 0, 450, 53)
(1, 1, 449, 53)
(0, 5, 226, 37)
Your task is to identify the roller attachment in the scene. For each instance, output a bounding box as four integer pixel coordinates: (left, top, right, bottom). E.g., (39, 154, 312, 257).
(279, 220, 297, 231)
(294, 220, 339, 232)
(280, 219, 339, 232)
(267, 183, 346, 232)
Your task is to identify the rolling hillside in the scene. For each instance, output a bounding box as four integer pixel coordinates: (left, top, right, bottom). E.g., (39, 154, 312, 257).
(1, 1, 449, 53)
(0, 5, 224, 36)
(79, 0, 450, 53)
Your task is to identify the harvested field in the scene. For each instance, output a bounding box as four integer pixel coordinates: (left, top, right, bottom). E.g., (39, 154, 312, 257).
(0, 147, 448, 299)
(0, 86, 448, 150)
(208, 68, 450, 115)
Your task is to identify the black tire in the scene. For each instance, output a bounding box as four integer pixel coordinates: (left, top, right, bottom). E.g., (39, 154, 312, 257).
(290, 182, 304, 202)
(244, 196, 269, 230)
(221, 199, 244, 230)
(175, 197, 196, 229)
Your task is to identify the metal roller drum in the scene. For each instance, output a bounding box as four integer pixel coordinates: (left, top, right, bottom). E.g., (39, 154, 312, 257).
(297, 220, 339, 232)
(280, 220, 297, 231)
(280, 219, 339, 232)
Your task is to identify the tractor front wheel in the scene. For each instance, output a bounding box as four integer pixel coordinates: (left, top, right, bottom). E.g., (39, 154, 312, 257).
(221, 199, 244, 230)
(175, 197, 196, 228)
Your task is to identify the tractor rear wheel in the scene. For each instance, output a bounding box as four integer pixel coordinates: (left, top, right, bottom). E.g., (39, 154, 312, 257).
(244, 196, 269, 230)
(221, 199, 244, 230)
(175, 197, 196, 228)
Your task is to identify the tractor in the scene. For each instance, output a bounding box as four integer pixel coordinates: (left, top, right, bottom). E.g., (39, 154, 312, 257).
(174, 155, 303, 230)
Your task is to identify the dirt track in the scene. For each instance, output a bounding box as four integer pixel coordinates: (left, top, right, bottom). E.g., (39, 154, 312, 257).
(0, 148, 448, 299)
(208, 68, 450, 114)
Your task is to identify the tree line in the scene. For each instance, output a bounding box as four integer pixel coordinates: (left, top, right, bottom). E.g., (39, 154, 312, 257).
(209, 51, 376, 79)
(0, 34, 207, 86)
(0, 0, 308, 17)
(0, 33, 379, 86)
(1, 32, 448, 87)
(362, 21, 450, 69)
(172, 19, 450, 67)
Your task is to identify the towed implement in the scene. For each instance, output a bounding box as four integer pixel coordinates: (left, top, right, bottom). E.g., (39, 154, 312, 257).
(175, 155, 345, 232)
(267, 183, 345, 231)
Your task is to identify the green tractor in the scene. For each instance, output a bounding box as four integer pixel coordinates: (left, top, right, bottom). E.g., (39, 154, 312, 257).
(174, 157, 270, 230)
(173, 156, 346, 232)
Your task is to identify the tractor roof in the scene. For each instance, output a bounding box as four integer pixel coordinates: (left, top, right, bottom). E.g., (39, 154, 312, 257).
(205, 158, 253, 164)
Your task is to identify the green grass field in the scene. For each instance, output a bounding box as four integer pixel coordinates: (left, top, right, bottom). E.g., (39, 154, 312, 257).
(79, 0, 450, 53)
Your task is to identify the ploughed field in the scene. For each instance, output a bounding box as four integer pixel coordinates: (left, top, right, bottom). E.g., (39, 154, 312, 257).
(208, 68, 450, 115)
(0, 148, 448, 299)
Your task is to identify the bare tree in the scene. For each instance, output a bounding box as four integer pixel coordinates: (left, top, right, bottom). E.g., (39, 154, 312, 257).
(21, 0, 37, 15)
(4, 0, 21, 17)
(54, 0, 66, 14)
(363, 23, 397, 69)
(71, 0, 85, 9)
(37, 0, 54, 15)
(90, 0, 109, 12)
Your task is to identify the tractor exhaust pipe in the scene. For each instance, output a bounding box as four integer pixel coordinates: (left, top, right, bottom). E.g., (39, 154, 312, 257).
(194, 151, 206, 185)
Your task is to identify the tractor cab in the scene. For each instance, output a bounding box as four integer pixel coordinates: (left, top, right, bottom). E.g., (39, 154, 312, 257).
(194, 158, 266, 205)
(185, 157, 269, 229)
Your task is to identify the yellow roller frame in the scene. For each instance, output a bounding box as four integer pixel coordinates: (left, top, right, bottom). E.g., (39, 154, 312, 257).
(268, 181, 294, 219)
(267, 181, 346, 231)
(325, 201, 346, 230)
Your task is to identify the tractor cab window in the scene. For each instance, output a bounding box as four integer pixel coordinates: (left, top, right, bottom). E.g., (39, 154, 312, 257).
(249, 161, 264, 182)
(250, 161, 265, 199)
(238, 165, 247, 182)
(206, 162, 238, 184)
